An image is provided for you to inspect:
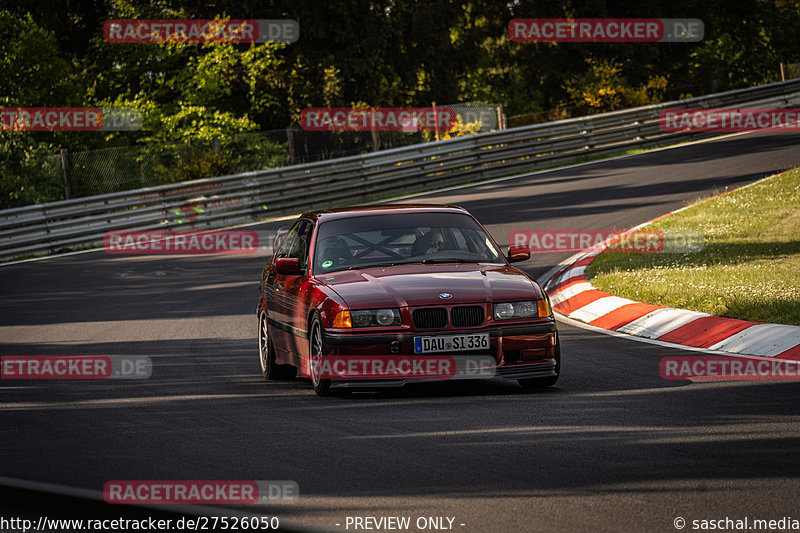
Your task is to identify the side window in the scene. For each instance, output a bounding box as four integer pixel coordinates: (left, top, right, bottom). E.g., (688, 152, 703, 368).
(295, 222, 312, 270)
(275, 220, 313, 270)
(275, 221, 302, 260)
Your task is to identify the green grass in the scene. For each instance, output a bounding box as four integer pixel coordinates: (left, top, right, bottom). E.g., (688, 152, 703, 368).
(587, 168, 800, 325)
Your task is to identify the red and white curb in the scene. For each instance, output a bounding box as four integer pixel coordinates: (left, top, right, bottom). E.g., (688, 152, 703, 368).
(543, 169, 800, 358)
(544, 248, 800, 359)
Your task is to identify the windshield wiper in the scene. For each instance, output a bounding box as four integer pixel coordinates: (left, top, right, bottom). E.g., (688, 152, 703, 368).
(420, 258, 473, 264)
(346, 258, 474, 269)
(347, 262, 403, 270)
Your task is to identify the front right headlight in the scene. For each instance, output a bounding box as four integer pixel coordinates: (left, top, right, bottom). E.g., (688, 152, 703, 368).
(493, 300, 549, 320)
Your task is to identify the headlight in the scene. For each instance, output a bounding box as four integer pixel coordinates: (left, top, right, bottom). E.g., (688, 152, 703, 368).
(351, 310, 372, 328)
(494, 302, 514, 319)
(348, 308, 401, 328)
(493, 300, 546, 320)
(375, 308, 397, 326)
(515, 301, 537, 316)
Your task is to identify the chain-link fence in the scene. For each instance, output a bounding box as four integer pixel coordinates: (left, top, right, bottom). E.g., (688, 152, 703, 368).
(5, 102, 503, 208)
(785, 63, 800, 80)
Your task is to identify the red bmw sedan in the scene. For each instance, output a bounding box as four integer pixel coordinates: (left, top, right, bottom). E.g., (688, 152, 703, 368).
(256, 205, 560, 396)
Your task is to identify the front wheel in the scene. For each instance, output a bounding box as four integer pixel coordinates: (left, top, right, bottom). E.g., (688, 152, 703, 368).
(309, 315, 333, 396)
(518, 336, 560, 390)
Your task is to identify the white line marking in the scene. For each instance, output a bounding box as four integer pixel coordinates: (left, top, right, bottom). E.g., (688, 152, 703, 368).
(550, 282, 594, 306)
(557, 265, 586, 283)
(707, 323, 800, 356)
(617, 308, 711, 339)
(568, 296, 638, 323)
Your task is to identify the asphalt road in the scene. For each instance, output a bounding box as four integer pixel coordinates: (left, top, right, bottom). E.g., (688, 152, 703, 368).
(2, 130, 800, 532)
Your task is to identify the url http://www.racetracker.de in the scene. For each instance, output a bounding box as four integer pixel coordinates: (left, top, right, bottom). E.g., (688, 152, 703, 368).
(0, 515, 281, 532)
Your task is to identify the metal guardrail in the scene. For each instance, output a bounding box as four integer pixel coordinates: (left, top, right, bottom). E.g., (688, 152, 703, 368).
(3, 78, 800, 261)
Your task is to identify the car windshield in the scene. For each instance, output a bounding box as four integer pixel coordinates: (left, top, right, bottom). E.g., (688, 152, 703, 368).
(313, 212, 504, 273)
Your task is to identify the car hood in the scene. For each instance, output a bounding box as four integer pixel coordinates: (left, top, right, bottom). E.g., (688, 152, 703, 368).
(316, 263, 543, 309)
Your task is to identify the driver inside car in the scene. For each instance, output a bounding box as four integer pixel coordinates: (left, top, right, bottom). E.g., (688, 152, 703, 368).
(411, 229, 445, 256)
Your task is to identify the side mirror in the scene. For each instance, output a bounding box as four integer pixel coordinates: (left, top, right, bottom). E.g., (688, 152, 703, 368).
(507, 244, 531, 263)
(275, 257, 301, 275)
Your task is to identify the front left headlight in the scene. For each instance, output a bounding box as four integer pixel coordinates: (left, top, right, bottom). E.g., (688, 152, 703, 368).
(493, 300, 549, 320)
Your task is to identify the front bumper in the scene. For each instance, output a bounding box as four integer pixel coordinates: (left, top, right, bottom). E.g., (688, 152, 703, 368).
(317, 320, 558, 387)
(330, 357, 558, 389)
(323, 323, 557, 345)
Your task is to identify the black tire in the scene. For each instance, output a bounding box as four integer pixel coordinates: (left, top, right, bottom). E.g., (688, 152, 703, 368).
(258, 309, 296, 381)
(309, 314, 333, 396)
(518, 336, 561, 390)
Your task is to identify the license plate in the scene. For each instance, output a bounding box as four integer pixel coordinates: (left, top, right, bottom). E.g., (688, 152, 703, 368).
(414, 333, 489, 354)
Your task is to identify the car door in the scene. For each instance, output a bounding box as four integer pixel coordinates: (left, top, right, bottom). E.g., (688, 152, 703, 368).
(265, 219, 313, 363)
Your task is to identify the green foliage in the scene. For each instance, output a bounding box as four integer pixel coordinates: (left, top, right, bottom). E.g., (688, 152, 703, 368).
(0, 12, 76, 106)
(564, 58, 669, 113)
(0, 11, 81, 208)
(143, 132, 288, 185)
(151, 150, 231, 184)
(441, 115, 483, 139)
(0, 137, 63, 208)
(3, 0, 800, 207)
(141, 104, 259, 144)
(226, 133, 288, 172)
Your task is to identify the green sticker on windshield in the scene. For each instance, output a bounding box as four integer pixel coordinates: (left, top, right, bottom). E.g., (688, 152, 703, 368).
(322, 260, 333, 268)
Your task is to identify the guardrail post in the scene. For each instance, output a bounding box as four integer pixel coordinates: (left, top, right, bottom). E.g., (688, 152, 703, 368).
(60, 148, 72, 200)
(496, 106, 506, 130)
(287, 128, 296, 164)
(371, 129, 380, 152)
(433, 101, 440, 141)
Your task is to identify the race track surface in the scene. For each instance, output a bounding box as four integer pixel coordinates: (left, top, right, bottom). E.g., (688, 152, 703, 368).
(2, 130, 800, 532)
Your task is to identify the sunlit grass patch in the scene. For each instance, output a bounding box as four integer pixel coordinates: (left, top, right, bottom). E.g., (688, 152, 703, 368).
(587, 168, 800, 325)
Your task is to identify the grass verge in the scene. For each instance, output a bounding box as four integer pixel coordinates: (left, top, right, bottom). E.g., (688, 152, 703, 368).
(587, 167, 800, 326)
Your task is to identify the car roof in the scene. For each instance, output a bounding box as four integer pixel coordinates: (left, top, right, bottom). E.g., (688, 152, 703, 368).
(298, 204, 471, 223)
